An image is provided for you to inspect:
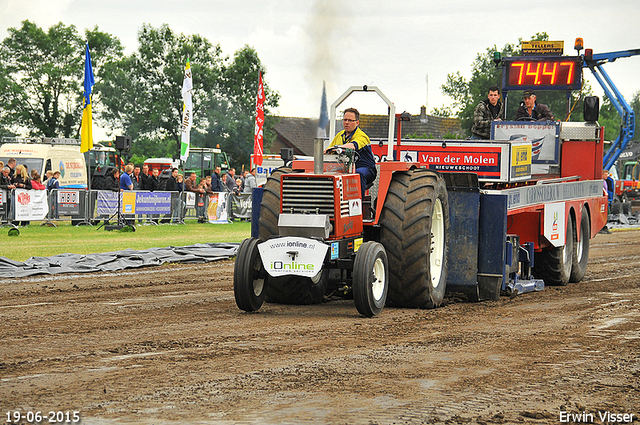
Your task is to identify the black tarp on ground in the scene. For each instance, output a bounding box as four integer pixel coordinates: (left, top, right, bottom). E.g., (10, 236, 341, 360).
(608, 212, 640, 227)
(0, 243, 239, 279)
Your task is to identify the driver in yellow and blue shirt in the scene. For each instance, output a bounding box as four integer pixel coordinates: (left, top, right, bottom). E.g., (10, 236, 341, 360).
(325, 107, 377, 198)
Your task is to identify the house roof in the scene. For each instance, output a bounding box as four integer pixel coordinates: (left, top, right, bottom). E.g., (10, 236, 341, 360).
(359, 113, 463, 139)
(272, 117, 323, 156)
(272, 111, 463, 156)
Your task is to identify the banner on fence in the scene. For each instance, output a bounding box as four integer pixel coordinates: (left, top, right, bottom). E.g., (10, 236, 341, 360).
(97, 191, 118, 215)
(0, 189, 6, 221)
(186, 192, 196, 208)
(208, 192, 229, 223)
(13, 189, 48, 220)
(230, 193, 252, 219)
(122, 191, 136, 213)
(135, 192, 171, 214)
(57, 190, 81, 216)
(97, 191, 173, 216)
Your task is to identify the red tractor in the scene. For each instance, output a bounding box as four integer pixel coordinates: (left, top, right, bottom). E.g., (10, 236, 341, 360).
(234, 86, 448, 317)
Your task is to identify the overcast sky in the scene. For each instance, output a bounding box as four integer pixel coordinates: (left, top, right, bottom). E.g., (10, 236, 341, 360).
(2, 0, 640, 128)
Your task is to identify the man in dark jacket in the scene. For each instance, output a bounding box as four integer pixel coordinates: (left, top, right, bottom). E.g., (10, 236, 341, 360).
(0, 166, 15, 190)
(161, 168, 180, 223)
(471, 85, 505, 139)
(515, 90, 554, 121)
(109, 168, 121, 191)
(46, 171, 60, 190)
(211, 166, 225, 192)
(165, 168, 179, 192)
(1, 166, 16, 222)
(148, 168, 161, 191)
(131, 165, 143, 190)
(7, 158, 16, 179)
(226, 168, 239, 194)
(140, 164, 152, 190)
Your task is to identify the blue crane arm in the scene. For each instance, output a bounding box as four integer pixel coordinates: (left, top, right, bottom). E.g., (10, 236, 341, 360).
(583, 49, 639, 170)
(591, 49, 640, 63)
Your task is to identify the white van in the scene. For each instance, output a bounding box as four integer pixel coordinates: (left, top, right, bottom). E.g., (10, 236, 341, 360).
(0, 137, 88, 188)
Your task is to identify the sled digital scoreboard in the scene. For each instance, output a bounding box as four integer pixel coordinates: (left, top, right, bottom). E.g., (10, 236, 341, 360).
(502, 56, 583, 91)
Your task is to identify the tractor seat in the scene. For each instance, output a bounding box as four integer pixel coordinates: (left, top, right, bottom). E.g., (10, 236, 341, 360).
(363, 167, 380, 222)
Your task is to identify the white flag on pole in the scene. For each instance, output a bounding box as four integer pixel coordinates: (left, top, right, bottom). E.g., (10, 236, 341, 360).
(180, 59, 193, 162)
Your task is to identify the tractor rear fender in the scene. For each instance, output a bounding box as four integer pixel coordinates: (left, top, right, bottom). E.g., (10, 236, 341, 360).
(372, 162, 419, 224)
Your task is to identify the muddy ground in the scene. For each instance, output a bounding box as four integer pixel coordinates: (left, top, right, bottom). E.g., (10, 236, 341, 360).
(1, 230, 639, 425)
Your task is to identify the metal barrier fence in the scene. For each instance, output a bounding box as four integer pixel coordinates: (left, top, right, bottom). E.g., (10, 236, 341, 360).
(0, 188, 253, 226)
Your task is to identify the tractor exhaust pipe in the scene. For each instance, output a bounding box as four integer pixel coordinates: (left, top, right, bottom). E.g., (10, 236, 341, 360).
(314, 138, 324, 174)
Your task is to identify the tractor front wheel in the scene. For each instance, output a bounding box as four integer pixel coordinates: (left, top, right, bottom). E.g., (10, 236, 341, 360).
(233, 238, 267, 312)
(353, 241, 389, 317)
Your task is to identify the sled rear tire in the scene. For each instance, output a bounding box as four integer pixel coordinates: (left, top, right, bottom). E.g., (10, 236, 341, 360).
(534, 215, 574, 286)
(570, 208, 590, 283)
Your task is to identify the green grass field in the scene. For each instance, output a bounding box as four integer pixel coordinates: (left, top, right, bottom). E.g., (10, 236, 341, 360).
(3, 220, 251, 262)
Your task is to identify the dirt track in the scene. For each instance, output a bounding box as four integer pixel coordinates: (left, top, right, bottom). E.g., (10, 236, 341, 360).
(1, 230, 639, 425)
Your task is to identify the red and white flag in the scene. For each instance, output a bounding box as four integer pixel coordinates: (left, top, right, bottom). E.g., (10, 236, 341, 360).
(253, 71, 264, 166)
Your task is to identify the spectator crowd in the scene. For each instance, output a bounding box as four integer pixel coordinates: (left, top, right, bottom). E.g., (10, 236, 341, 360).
(0, 157, 58, 225)
(1, 156, 258, 226)
(99, 163, 258, 197)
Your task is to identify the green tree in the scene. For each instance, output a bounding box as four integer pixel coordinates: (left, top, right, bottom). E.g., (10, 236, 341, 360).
(0, 21, 122, 138)
(440, 33, 602, 136)
(205, 45, 280, 167)
(431, 106, 453, 118)
(97, 25, 280, 168)
(440, 39, 519, 132)
(580, 89, 639, 143)
(97, 24, 222, 154)
(0, 21, 83, 137)
(598, 95, 623, 141)
(632, 90, 640, 139)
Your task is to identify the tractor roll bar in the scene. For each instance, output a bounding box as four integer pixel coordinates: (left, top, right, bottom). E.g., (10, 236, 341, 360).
(329, 85, 396, 160)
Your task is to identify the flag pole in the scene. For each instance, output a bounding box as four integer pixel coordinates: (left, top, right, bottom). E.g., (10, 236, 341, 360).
(180, 59, 193, 164)
(81, 43, 95, 199)
(253, 70, 265, 167)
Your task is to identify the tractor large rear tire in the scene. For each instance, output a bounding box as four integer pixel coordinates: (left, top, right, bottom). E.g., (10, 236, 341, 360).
(264, 271, 328, 305)
(533, 215, 574, 286)
(258, 166, 291, 241)
(379, 169, 449, 309)
(570, 208, 590, 283)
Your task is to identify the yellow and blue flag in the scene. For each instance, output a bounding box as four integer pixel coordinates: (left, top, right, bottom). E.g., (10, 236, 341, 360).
(80, 43, 95, 153)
